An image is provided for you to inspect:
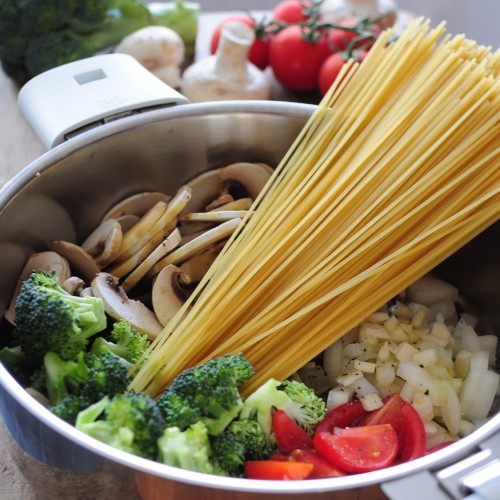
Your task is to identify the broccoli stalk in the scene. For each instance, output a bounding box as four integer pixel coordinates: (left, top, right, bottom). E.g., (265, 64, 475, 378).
(0, 0, 199, 86)
(76, 392, 165, 459)
(90, 318, 150, 368)
(157, 353, 254, 435)
(239, 379, 327, 437)
(157, 422, 224, 475)
(14, 270, 107, 365)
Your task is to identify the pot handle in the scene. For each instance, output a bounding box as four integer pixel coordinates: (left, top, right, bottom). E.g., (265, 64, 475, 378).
(17, 53, 189, 149)
(381, 432, 500, 500)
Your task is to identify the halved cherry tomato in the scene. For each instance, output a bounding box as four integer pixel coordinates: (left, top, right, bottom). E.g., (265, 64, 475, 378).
(361, 394, 426, 463)
(210, 14, 270, 70)
(272, 0, 312, 24)
(271, 448, 347, 478)
(313, 424, 399, 473)
(273, 409, 314, 452)
(245, 460, 314, 480)
(315, 400, 368, 433)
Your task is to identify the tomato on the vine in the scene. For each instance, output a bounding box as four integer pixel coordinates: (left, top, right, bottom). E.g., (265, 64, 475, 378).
(326, 17, 380, 53)
(318, 52, 347, 96)
(272, 0, 312, 24)
(269, 25, 331, 91)
(210, 14, 271, 70)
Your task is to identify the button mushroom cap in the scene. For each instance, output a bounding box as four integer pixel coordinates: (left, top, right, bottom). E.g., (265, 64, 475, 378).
(152, 264, 192, 327)
(91, 273, 163, 340)
(114, 26, 185, 88)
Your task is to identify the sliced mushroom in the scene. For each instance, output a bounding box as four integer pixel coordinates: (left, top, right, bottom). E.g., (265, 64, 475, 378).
(101, 191, 171, 222)
(4, 251, 71, 325)
(121, 228, 182, 292)
(107, 219, 178, 279)
(182, 168, 222, 214)
(152, 264, 192, 327)
(116, 214, 140, 233)
(179, 210, 251, 222)
(213, 197, 253, 211)
(205, 193, 234, 211)
(149, 218, 241, 277)
(179, 250, 219, 283)
(117, 200, 168, 258)
(218, 162, 272, 199)
(91, 273, 163, 340)
(62, 276, 85, 295)
(48, 241, 100, 284)
(81, 218, 122, 268)
(116, 186, 191, 263)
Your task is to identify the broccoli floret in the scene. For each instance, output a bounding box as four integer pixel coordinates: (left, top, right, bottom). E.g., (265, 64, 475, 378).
(44, 351, 90, 405)
(14, 270, 107, 365)
(76, 392, 165, 459)
(0, 0, 199, 86)
(239, 379, 327, 437)
(211, 419, 276, 477)
(157, 422, 225, 475)
(157, 353, 254, 435)
(91, 319, 150, 368)
(47, 352, 130, 423)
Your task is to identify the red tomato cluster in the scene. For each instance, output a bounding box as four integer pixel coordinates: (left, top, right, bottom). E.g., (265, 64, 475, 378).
(244, 395, 444, 481)
(210, 0, 382, 96)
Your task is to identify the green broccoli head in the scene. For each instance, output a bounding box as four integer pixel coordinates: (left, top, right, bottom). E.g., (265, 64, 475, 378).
(157, 422, 225, 475)
(14, 270, 107, 365)
(0, 0, 199, 86)
(91, 319, 150, 368)
(76, 392, 165, 459)
(239, 379, 327, 437)
(211, 419, 276, 477)
(157, 353, 254, 435)
(47, 352, 130, 422)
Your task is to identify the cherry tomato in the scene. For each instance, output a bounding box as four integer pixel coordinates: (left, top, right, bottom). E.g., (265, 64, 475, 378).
(318, 52, 347, 96)
(315, 400, 368, 433)
(361, 394, 426, 463)
(210, 14, 270, 70)
(272, 0, 312, 24)
(269, 25, 331, 91)
(244, 460, 314, 480)
(271, 448, 347, 478)
(313, 424, 399, 473)
(273, 409, 314, 452)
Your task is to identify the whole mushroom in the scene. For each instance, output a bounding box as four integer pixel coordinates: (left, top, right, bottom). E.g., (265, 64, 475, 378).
(114, 26, 185, 88)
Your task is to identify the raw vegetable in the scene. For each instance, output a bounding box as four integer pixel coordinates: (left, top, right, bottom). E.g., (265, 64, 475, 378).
(313, 424, 399, 473)
(0, 0, 199, 86)
(244, 460, 314, 480)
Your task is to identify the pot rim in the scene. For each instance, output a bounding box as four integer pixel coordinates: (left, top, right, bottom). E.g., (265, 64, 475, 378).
(0, 99, 498, 494)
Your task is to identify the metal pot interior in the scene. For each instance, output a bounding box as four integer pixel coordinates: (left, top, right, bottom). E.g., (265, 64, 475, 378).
(0, 101, 498, 498)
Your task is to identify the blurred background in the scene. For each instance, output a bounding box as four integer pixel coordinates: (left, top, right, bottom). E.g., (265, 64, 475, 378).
(195, 0, 500, 48)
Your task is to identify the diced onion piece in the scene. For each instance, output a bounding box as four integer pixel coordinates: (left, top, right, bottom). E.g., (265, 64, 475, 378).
(440, 380, 461, 436)
(326, 386, 353, 410)
(353, 359, 377, 373)
(479, 335, 497, 367)
(412, 394, 434, 422)
(343, 342, 378, 361)
(412, 348, 438, 367)
(335, 369, 363, 387)
(430, 321, 452, 347)
(395, 342, 419, 362)
(375, 362, 396, 387)
(454, 350, 471, 378)
(460, 365, 499, 421)
(359, 393, 384, 411)
(399, 381, 416, 403)
(348, 375, 379, 399)
(458, 419, 475, 437)
(470, 350, 490, 371)
(323, 340, 345, 384)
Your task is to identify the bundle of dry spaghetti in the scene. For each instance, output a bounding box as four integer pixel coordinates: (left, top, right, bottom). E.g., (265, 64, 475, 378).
(130, 18, 500, 397)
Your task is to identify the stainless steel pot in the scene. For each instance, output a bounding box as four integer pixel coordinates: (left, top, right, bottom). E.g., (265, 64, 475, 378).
(0, 57, 499, 500)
